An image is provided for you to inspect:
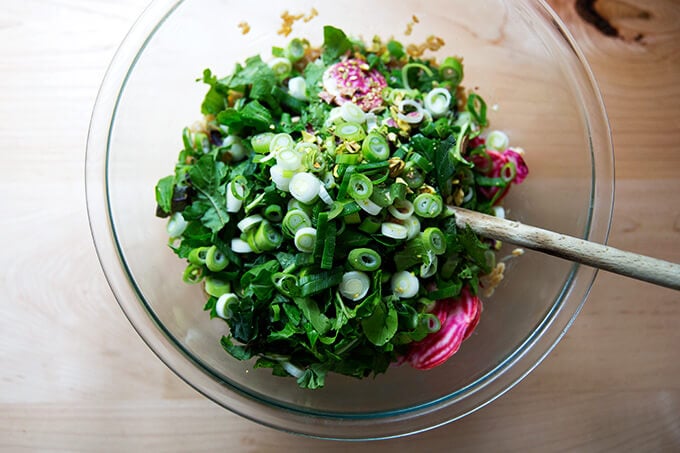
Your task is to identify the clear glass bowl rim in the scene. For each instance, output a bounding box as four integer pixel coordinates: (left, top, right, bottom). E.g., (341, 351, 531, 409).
(85, 0, 614, 440)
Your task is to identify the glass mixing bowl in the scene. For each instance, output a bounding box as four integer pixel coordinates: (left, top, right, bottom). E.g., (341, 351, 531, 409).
(86, 0, 613, 440)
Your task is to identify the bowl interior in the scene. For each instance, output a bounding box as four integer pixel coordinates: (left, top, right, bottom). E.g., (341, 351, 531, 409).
(94, 0, 612, 437)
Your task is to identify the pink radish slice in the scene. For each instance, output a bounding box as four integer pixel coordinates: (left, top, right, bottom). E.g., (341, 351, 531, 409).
(405, 288, 482, 370)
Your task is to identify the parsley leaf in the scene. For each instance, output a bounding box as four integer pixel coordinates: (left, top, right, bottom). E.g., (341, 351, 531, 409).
(433, 135, 457, 197)
(200, 69, 227, 115)
(221, 335, 253, 360)
(303, 60, 326, 97)
(154, 175, 174, 214)
(217, 100, 273, 133)
(188, 155, 229, 233)
(228, 55, 277, 101)
(297, 363, 329, 389)
(361, 298, 398, 346)
(240, 260, 280, 300)
(294, 297, 331, 336)
(322, 25, 352, 64)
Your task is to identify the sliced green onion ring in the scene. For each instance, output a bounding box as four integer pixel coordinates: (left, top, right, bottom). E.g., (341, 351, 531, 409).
(272, 272, 299, 297)
(277, 149, 303, 170)
(404, 215, 421, 240)
(287, 76, 307, 101)
(335, 122, 366, 141)
(501, 161, 517, 182)
(318, 185, 334, 205)
(422, 312, 441, 333)
(282, 209, 312, 237)
(401, 63, 434, 91)
(237, 214, 263, 232)
(420, 253, 438, 278)
(205, 245, 228, 271)
(422, 227, 447, 255)
(466, 93, 488, 127)
(264, 204, 283, 222)
(391, 270, 419, 298)
(215, 293, 238, 319)
(339, 271, 371, 301)
(270, 165, 292, 191)
(388, 199, 414, 220)
(253, 220, 283, 252)
(413, 193, 443, 218)
(269, 133, 295, 153)
(166, 212, 188, 238)
(340, 102, 366, 123)
(381, 222, 408, 239)
(486, 130, 509, 151)
(188, 246, 209, 265)
(357, 198, 382, 216)
(251, 132, 275, 154)
(348, 248, 382, 272)
(183, 264, 204, 284)
(347, 173, 373, 201)
(204, 276, 230, 297)
(397, 99, 425, 124)
(268, 57, 292, 78)
(439, 57, 464, 85)
(294, 227, 317, 253)
(231, 238, 253, 254)
(289, 172, 321, 204)
(286, 38, 306, 61)
(361, 133, 390, 162)
(424, 87, 452, 118)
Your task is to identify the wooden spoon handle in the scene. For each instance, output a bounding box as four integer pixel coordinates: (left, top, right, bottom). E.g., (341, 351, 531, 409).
(452, 207, 680, 291)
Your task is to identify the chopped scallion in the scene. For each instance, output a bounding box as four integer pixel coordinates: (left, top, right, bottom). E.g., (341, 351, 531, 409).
(381, 222, 408, 239)
(348, 248, 381, 271)
(387, 199, 414, 220)
(391, 270, 419, 298)
(347, 173, 373, 200)
(289, 172, 321, 204)
(335, 122, 366, 141)
(361, 133, 390, 162)
(237, 214, 263, 232)
(204, 276, 230, 297)
(206, 245, 229, 271)
(215, 293, 238, 319)
(413, 193, 443, 218)
(282, 209, 312, 237)
(294, 227, 317, 253)
(339, 271, 370, 301)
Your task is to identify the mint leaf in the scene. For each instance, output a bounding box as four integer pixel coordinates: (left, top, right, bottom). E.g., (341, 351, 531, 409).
(154, 175, 174, 214)
(322, 25, 352, 64)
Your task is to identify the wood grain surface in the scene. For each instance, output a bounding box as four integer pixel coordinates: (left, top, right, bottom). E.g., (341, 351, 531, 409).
(1, 0, 678, 451)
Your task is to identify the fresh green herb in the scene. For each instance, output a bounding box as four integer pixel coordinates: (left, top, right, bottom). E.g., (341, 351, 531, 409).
(155, 25, 528, 389)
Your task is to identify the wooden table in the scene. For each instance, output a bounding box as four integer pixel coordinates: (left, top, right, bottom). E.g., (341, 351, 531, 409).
(1, 0, 678, 450)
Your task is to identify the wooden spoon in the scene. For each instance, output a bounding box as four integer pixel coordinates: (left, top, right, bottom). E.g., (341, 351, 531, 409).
(451, 207, 680, 291)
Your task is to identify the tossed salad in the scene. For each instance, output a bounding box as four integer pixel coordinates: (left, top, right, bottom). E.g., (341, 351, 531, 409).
(154, 26, 528, 389)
